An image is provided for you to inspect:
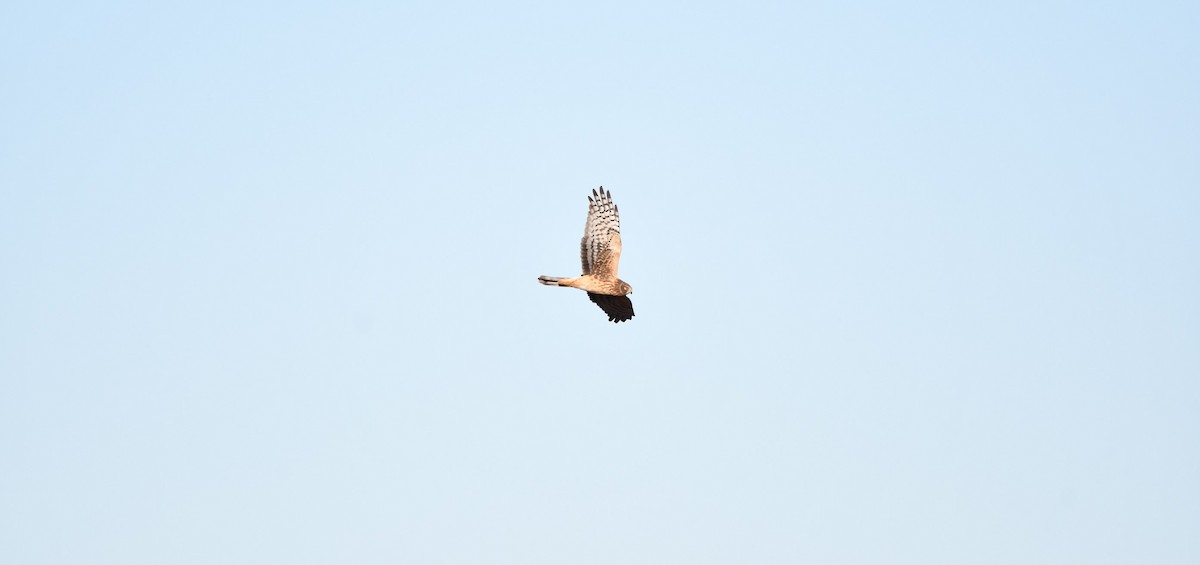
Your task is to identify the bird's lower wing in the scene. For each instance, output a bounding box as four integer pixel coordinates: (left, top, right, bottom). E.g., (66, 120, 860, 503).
(587, 293, 635, 323)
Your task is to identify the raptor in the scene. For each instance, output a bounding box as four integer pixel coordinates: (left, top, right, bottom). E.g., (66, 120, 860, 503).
(538, 187, 635, 323)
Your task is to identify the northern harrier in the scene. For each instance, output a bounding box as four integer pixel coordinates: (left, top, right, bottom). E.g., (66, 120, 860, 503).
(538, 187, 635, 323)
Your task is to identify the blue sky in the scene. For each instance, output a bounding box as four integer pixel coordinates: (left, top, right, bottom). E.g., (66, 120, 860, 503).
(2, 1, 1198, 563)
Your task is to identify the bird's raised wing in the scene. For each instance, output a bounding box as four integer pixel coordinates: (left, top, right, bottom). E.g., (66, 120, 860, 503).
(588, 292, 635, 323)
(579, 186, 622, 278)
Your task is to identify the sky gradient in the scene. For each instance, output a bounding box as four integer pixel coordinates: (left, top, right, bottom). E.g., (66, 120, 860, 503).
(2, 1, 1198, 563)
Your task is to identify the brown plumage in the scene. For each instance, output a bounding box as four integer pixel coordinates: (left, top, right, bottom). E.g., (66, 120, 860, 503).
(537, 186, 635, 322)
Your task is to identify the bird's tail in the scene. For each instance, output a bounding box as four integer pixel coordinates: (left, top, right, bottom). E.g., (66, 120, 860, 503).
(538, 275, 564, 286)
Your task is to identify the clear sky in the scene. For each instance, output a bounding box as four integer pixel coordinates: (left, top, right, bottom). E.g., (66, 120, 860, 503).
(2, 1, 1197, 563)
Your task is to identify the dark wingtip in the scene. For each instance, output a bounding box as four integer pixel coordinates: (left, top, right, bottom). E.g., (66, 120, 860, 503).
(592, 188, 599, 197)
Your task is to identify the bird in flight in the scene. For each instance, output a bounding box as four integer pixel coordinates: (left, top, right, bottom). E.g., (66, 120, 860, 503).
(538, 186, 635, 323)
